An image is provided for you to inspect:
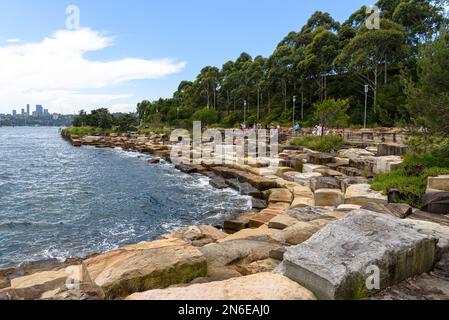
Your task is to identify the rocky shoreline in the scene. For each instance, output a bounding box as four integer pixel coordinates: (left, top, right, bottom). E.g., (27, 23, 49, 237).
(1, 130, 449, 300)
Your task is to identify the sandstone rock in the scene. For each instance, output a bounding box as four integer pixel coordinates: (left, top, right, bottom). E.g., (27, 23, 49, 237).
(377, 143, 408, 157)
(314, 167, 344, 177)
(218, 226, 281, 243)
(269, 215, 299, 230)
(284, 207, 331, 222)
(273, 222, 323, 245)
(428, 175, 449, 192)
(345, 184, 388, 206)
(268, 202, 291, 212)
(237, 259, 281, 275)
(252, 198, 268, 210)
(226, 179, 262, 197)
(199, 240, 281, 280)
(303, 164, 327, 174)
(338, 148, 374, 159)
(209, 175, 228, 189)
(336, 204, 361, 212)
(290, 197, 315, 209)
(323, 211, 348, 220)
(160, 225, 227, 247)
(84, 239, 207, 299)
(281, 210, 438, 300)
(373, 156, 403, 175)
(268, 189, 293, 204)
(409, 210, 449, 227)
(3, 264, 102, 300)
(307, 153, 334, 165)
(310, 177, 340, 192)
(422, 192, 449, 215)
(338, 176, 369, 194)
(349, 158, 376, 173)
(293, 172, 322, 187)
(361, 203, 412, 219)
(314, 189, 344, 207)
(403, 218, 449, 258)
(126, 273, 316, 301)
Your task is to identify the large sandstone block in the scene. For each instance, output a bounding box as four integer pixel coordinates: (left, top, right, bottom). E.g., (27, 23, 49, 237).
(303, 164, 327, 174)
(428, 175, 449, 192)
(373, 156, 403, 174)
(268, 189, 293, 204)
(310, 177, 341, 192)
(345, 184, 388, 206)
(281, 210, 438, 300)
(84, 239, 207, 299)
(377, 143, 408, 157)
(269, 215, 299, 230)
(314, 189, 344, 207)
(160, 225, 227, 247)
(126, 273, 316, 300)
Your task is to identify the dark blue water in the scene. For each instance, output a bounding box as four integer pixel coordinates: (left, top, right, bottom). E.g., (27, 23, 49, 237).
(0, 127, 251, 268)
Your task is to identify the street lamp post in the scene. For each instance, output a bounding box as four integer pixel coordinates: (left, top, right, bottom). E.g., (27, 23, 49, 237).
(244, 100, 247, 127)
(364, 85, 369, 129)
(293, 96, 297, 126)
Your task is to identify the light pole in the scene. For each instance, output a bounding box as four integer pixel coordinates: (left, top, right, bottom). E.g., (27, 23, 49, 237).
(244, 100, 247, 127)
(292, 96, 297, 126)
(364, 85, 369, 129)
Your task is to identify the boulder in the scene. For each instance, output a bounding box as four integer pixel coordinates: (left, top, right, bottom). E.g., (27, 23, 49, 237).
(273, 221, 323, 246)
(269, 215, 299, 230)
(373, 156, 403, 175)
(361, 203, 413, 219)
(237, 259, 281, 276)
(209, 176, 228, 189)
(281, 210, 438, 300)
(403, 219, 449, 258)
(409, 210, 449, 227)
(293, 172, 322, 187)
(338, 148, 375, 159)
(303, 164, 327, 174)
(345, 184, 388, 206)
(349, 158, 376, 173)
(2, 264, 103, 300)
(377, 143, 408, 157)
(307, 153, 335, 165)
(148, 158, 161, 164)
(310, 177, 340, 192)
(248, 209, 283, 228)
(284, 207, 331, 222)
(268, 202, 291, 212)
(226, 179, 261, 197)
(290, 197, 315, 209)
(160, 225, 227, 247)
(422, 192, 449, 215)
(84, 239, 207, 299)
(199, 240, 281, 280)
(427, 175, 449, 192)
(338, 176, 369, 194)
(336, 204, 361, 212)
(314, 189, 344, 207)
(218, 227, 281, 243)
(268, 189, 293, 204)
(126, 273, 316, 301)
(252, 198, 268, 210)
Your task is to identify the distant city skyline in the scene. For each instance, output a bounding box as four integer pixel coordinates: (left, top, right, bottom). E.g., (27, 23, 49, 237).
(6, 104, 66, 118)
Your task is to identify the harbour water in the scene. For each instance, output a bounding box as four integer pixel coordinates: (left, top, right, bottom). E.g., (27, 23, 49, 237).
(0, 127, 251, 268)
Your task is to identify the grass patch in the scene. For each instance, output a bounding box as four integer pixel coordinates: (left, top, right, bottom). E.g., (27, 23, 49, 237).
(371, 153, 449, 207)
(62, 126, 107, 137)
(290, 135, 345, 153)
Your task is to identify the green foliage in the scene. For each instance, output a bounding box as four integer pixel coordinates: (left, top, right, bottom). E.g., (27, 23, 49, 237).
(290, 135, 345, 152)
(371, 152, 449, 207)
(192, 108, 219, 125)
(62, 126, 104, 137)
(404, 29, 449, 134)
(312, 99, 350, 129)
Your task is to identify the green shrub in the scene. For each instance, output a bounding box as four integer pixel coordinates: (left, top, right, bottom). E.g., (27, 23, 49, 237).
(290, 135, 345, 153)
(371, 152, 449, 207)
(62, 126, 104, 137)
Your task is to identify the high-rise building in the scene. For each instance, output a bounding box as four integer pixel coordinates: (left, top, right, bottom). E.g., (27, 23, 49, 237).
(36, 105, 43, 117)
(44, 109, 49, 117)
(12, 110, 17, 117)
(21, 108, 25, 116)
(26, 104, 30, 117)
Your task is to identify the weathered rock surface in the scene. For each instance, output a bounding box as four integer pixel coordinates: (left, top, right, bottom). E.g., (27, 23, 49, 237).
(374, 156, 403, 174)
(314, 189, 344, 207)
(361, 203, 413, 219)
(281, 210, 438, 300)
(269, 215, 299, 230)
(160, 225, 227, 247)
(268, 189, 293, 204)
(284, 207, 331, 222)
(345, 184, 388, 206)
(199, 240, 281, 281)
(310, 177, 340, 192)
(126, 273, 316, 300)
(84, 239, 207, 299)
(377, 143, 408, 157)
(422, 192, 449, 215)
(427, 175, 449, 192)
(274, 221, 324, 245)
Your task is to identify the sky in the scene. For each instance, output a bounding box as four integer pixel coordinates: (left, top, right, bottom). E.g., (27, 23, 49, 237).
(0, 0, 372, 115)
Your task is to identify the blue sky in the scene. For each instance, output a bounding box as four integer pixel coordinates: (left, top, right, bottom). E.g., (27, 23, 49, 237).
(0, 0, 370, 114)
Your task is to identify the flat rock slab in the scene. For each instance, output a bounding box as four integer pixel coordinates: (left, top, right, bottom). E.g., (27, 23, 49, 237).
(314, 189, 344, 207)
(84, 239, 207, 299)
(361, 203, 413, 219)
(126, 273, 316, 300)
(268, 189, 293, 204)
(281, 210, 438, 300)
(345, 184, 388, 206)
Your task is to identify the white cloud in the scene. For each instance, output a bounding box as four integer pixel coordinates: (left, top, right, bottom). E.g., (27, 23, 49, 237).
(6, 38, 22, 43)
(0, 28, 186, 114)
